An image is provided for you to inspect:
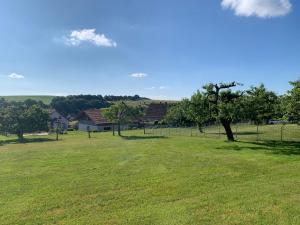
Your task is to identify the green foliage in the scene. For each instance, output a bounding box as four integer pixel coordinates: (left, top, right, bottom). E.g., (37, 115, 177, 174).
(188, 91, 211, 128)
(0, 100, 49, 140)
(104, 102, 144, 135)
(203, 82, 242, 141)
(164, 99, 193, 126)
(288, 79, 300, 123)
(244, 84, 278, 124)
(104, 102, 144, 123)
(103, 94, 149, 101)
(50, 95, 110, 116)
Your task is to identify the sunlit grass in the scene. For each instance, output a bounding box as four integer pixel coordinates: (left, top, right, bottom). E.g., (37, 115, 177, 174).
(0, 131, 299, 224)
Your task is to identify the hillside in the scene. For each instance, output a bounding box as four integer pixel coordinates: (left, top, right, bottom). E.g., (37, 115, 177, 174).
(0, 96, 55, 104)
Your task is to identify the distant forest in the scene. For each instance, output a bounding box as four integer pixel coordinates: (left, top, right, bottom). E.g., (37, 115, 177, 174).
(50, 94, 149, 116)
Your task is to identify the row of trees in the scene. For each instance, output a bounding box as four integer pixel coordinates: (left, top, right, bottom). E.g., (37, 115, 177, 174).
(165, 80, 300, 141)
(50, 94, 148, 116)
(0, 99, 49, 141)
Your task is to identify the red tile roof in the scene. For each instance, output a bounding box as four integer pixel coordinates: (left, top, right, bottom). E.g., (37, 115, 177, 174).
(79, 109, 110, 125)
(143, 103, 168, 121)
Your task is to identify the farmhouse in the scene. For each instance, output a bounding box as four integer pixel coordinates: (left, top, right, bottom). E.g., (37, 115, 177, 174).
(77, 109, 113, 132)
(143, 102, 168, 123)
(50, 109, 69, 131)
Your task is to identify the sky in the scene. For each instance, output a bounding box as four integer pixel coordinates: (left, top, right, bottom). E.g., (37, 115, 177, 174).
(0, 0, 299, 100)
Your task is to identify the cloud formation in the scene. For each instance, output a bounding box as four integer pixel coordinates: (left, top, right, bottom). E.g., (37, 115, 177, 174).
(8, 73, 24, 79)
(146, 86, 170, 90)
(221, 0, 292, 18)
(159, 86, 168, 90)
(65, 29, 117, 47)
(130, 73, 148, 78)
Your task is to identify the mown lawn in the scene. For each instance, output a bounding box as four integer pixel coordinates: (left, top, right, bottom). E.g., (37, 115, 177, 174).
(0, 131, 299, 225)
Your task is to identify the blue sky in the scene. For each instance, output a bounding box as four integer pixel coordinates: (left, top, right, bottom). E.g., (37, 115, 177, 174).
(0, 0, 299, 100)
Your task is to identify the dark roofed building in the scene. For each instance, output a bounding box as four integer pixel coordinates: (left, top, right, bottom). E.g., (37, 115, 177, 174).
(143, 102, 168, 123)
(77, 109, 113, 131)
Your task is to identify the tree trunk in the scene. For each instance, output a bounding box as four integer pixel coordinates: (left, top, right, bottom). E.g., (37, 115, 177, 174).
(112, 124, 115, 136)
(17, 130, 24, 142)
(197, 123, 204, 133)
(220, 119, 235, 141)
(117, 121, 121, 136)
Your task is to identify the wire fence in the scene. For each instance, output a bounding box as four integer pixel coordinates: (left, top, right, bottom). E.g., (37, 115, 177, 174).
(145, 123, 300, 142)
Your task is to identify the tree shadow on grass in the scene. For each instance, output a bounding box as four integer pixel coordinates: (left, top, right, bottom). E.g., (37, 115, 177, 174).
(120, 135, 168, 140)
(207, 131, 262, 136)
(217, 140, 300, 156)
(0, 138, 56, 146)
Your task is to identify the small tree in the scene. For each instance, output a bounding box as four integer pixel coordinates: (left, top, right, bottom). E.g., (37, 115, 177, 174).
(188, 91, 211, 132)
(203, 82, 242, 141)
(104, 102, 143, 136)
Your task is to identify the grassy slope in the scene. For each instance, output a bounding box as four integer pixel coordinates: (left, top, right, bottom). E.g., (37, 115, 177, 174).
(0, 96, 55, 104)
(0, 131, 299, 225)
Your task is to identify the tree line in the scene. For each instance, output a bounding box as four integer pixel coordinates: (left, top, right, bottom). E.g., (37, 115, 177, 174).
(50, 94, 148, 116)
(0, 81, 298, 142)
(164, 80, 300, 141)
(0, 95, 148, 141)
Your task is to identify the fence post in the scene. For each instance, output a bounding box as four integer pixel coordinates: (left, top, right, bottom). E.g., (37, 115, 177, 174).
(280, 125, 284, 142)
(56, 128, 59, 141)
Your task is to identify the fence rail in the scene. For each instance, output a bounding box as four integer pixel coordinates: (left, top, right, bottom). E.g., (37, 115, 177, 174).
(145, 123, 300, 142)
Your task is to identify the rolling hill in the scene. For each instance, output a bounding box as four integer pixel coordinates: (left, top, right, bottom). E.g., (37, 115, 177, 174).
(0, 96, 55, 104)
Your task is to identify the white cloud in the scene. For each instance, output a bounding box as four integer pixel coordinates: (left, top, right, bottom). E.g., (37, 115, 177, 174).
(221, 0, 292, 18)
(146, 86, 155, 90)
(145, 86, 170, 90)
(159, 86, 169, 90)
(65, 29, 117, 47)
(8, 73, 24, 79)
(130, 73, 148, 78)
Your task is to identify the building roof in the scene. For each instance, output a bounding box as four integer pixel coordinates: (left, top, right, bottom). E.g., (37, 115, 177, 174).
(78, 109, 110, 125)
(143, 102, 168, 122)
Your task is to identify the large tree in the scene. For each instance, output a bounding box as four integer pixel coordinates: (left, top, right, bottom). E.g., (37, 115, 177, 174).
(245, 84, 278, 124)
(0, 101, 49, 141)
(104, 102, 144, 136)
(203, 82, 242, 141)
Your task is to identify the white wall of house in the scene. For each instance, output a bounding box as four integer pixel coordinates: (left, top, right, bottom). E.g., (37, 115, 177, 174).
(78, 122, 113, 132)
(50, 111, 69, 130)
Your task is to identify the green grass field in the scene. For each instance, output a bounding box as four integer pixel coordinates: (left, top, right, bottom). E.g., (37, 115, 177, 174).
(0, 96, 55, 104)
(0, 131, 299, 225)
